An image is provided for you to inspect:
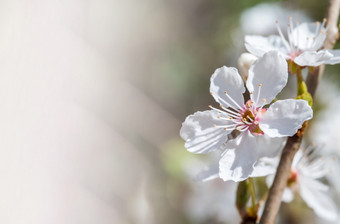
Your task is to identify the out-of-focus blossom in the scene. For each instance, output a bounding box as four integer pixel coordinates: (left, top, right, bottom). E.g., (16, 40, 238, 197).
(230, 2, 309, 61)
(245, 18, 340, 67)
(309, 79, 340, 209)
(309, 79, 340, 155)
(240, 3, 309, 36)
(267, 148, 337, 221)
(180, 51, 313, 182)
(185, 180, 240, 224)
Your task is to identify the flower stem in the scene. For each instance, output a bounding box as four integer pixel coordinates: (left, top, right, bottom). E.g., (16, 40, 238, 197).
(248, 178, 257, 215)
(296, 66, 305, 96)
(296, 66, 303, 87)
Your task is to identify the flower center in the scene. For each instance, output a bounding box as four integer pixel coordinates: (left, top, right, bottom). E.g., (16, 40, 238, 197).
(209, 86, 267, 134)
(238, 100, 265, 135)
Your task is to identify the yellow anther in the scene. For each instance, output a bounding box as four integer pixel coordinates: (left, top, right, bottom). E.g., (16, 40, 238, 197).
(224, 91, 228, 94)
(263, 98, 267, 103)
(258, 84, 262, 87)
(213, 124, 216, 127)
(210, 92, 213, 95)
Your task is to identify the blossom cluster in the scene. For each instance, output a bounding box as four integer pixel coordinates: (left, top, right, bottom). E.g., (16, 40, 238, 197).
(180, 19, 339, 221)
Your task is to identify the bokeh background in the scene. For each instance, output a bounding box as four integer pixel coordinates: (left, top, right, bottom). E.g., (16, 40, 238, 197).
(1, 0, 340, 223)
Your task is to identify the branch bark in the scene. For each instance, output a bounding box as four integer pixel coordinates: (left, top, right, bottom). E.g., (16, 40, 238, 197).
(259, 1, 340, 223)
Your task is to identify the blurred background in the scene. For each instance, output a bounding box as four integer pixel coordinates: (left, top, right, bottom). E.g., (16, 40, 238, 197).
(1, 0, 340, 223)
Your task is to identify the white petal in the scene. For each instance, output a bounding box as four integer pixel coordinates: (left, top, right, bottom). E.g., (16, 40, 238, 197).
(260, 99, 313, 137)
(210, 66, 245, 109)
(282, 188, 295, 203)
(180, 110, 231, 154)
(325, 49, 340, 65)
(299, 176, 337, 221)
(299, 156, 335, 179)
(219, 132, 258, 182)
(195, 164, 219, 182)
(294, 50, 333, 66)
(311, 31, 327, 51)
(255, 135, 286, 158)
(251, 157, 278, 177)
(245, 35, 289, 58)
(247, 51, 288, 107)
(250, 136, 284, 177)
(291, 22, 327, 51)
(266, 174, 274, 187)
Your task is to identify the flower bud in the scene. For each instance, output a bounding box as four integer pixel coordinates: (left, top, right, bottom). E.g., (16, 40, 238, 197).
(238, 53, 258, 82)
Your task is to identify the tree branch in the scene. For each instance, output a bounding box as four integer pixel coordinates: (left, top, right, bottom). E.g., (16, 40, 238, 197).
(259, 1, 340, 223)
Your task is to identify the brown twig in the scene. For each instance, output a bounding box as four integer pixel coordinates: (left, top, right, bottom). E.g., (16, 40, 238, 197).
(259, 128, 305, 224)
(259, 1, 340, 223)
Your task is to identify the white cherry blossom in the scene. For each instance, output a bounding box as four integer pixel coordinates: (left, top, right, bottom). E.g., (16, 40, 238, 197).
(180, 51, 313, 182)
(195, 135, 286, 182)
(245, 18, 340, 67)
(266, 147, 337, 221)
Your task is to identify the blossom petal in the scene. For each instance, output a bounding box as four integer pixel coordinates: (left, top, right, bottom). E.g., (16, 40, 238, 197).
(250, 136, 284, 177)
(195, 164, 219, 182)
(210, 66, 245, 109)
(245, 35, 289, 58)
(282, 188, 294, 203)
(219, 132, 258, 182)
(251, 158, 278, 178)
(299, 176, 337, 221)
(255, 135, 286, 158)
(180, 110, 232, 154)
(291, 22, 327, 51)
(325, 49, 340, 65)
(298, 154, 335, 179)
(247, 51, 288, 107)
(259, 99, 313, 137)
(294, 50, 333, 66)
